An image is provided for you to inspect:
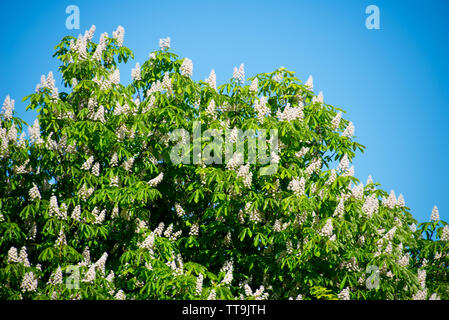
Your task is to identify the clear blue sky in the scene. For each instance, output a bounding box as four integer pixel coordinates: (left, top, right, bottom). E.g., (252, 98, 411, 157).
(1, 0, 448, 223)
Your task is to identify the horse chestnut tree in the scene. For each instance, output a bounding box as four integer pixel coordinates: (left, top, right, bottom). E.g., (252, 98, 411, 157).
(0, 25, 448, 300)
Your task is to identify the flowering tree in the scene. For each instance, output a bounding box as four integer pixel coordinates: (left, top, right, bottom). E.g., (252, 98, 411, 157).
(0, 25, 448, 300)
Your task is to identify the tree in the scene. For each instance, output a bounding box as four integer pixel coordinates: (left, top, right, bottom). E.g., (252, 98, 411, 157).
(0, 25, 448, 300)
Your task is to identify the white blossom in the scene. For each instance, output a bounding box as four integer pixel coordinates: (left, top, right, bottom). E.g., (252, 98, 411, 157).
(304, 75, 313, 91)
(21, 272, 38, 292)
(196, 274, 204, 296)
(205, 99, 217, 119)
(29, 183, 41, 201)
(396, 194, 405, 208)
(320, 219, 334, 238)
(48, 266, 63, 285)
(71, 205, 81, 222)
(112, 25, 125, 47)
(189, 222, 199, 236)
(385, 190, 397, 209)
(91, 162, 100, 176)
(295, 146, 309, 159)
(148, 172, 164, 187)
(288, 177, 305, 197)
(131, 62, 141, 81)
(430, 205, 439, 222)
(83, 264, 96, 283)
(237, 164, 252, 188)
(159, 37, 170, 50)
(342, 121, 355, 137)
(233, 63, 245, 83)
(333, 198, 345, 217)
(441, 225, 449, 241)
(207, 69, 217, 90)
(331, 112, 342, 130)
(338, 287, 350, 300)
(249, 78, 258, 93)
(180, 58, 193, 77)
(81, 156, 94, 170)
(7, 247, 19, 263)
(2, 95, 14, 120)
(276, 103, 303, 122)
(19, 246, 30, 267)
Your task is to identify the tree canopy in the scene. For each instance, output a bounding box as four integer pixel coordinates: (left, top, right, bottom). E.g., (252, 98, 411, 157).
(0, 25, 448, 300)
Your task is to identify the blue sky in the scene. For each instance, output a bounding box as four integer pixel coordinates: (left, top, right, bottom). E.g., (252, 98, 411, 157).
(1, 0, 448, 223)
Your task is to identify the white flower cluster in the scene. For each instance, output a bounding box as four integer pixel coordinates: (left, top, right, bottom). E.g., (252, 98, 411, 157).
(91, 162, 100, 176)
(249, 78, 258, 93)
(237, 164, 252, 188)
(295, 146, 309, 159)
(112, 25, 125, 47)
(333, 198, 345, 217)
(175, 203, 185, 217)
(342, 121, 355, 138)
(312, 91, 324, 104)
(331, 111, 342, 130)
(21, 272, 38, 292)
(245, 202, 262, 223)
(337, 154, 349, 172)
(180, 58, 193, 77)
(28, 119, 43, 145)
(412, 288, 427, 300)
(92, 207, 106, 224)
(226, 152, 244, 171)
(55, 229, 67, 246)
(81, 155, 94, 170)
(79, 184, 94, 201)
(398, 253, 410, 267)
(254, 96, 270, 123)
(221, 260, 234, 285)
(351, 183, 364, 200)
(288, 177, 305, 197)
(114, 290, 126, 300)
(430, 205, 439, 221)
(189, 222, 199, 236)
(396, 194, 406, 207)
(47, 266, 63, 285)
(162, 72, 172, 94)
(207, 69, 217, 90)
(159, 37, 170, 50)
(305, 158, 322, 175)
(304, 75, 313, 91)
(93, 32, 108, 61)
(338, 287, 350, 300)
(7, 247, 19, 263)
(441, 225, 449, 241)
(70, 34, 88, 60)
(36, 71, 59, 100)
(71, 205, 81, 222)
(207, 289, 216, 300)
(243, 284, 269, 300)
(148, 172, 164, 187)
(196, 274, 204, 296)
(319, 219, 335, 240)
(276, 103, 303, 122)
(122, 156, 134, 171)
(362, 194, 379, 217)
(83, 264, 96, 283)
(233, 64, 245, 83)
(131, 62, 141, 81)
(326, 169, 337, 186)
(2, 95, 14, 120)
(29, 183, 41, 201)
(383, 190, 397, 209)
